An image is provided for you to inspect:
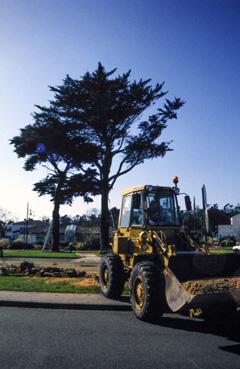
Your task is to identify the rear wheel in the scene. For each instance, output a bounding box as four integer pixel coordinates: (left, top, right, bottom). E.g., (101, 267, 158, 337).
(99, 253, 125, 299)
(130, 262, 165, 322)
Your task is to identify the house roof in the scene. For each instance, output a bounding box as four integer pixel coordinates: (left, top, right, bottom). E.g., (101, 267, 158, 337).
(11, 220, 45, 227)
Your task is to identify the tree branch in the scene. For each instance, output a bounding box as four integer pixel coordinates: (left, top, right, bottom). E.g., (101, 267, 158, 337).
(42, 165, 56, 174)
(112, 136, 126, 156)
(109, 156, 140, 188)
(47, 156, 61, 174)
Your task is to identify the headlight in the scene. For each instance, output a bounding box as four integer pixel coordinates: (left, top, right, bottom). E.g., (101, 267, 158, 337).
(139, 231, 148, 251)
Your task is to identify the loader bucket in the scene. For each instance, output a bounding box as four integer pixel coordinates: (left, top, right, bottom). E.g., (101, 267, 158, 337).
(168, 253, 240, 281)
(163, 253, 240, 313)
(163, 267, 194, 312)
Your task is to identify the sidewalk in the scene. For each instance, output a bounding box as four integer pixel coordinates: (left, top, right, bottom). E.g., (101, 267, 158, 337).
(0, 291, 130, 311)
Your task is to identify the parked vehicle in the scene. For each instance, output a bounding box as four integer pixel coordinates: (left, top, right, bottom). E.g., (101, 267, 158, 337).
(233, 245, 240, 254)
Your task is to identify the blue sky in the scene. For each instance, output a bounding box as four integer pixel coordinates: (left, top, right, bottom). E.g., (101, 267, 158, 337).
(0, 0, 240, 219)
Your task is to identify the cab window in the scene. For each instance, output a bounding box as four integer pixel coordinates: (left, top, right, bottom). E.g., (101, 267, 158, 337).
(147, 191, 180, 226)
(120, 195, 132, 227)
(131, 192, 144, 226)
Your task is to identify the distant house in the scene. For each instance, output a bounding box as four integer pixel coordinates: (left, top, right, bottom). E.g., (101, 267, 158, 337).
(5, 220, 48, 244)
(5, 220, 101, 245)
(218, 214, 240, 241)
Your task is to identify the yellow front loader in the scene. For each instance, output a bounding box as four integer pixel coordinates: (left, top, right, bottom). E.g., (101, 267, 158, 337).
(99, 180, 240, 321)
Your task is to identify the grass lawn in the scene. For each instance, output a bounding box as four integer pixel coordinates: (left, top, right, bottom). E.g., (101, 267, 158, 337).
(209, 247, 234, 254)
(3, 250, 79, 258)
(0, 276, 129, 294)
(0, 276, 100, 293)
(3, 249, 100, 258)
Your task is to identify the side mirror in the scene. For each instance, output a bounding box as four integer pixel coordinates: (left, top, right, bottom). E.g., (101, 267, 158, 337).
(185, 195, 192, 211)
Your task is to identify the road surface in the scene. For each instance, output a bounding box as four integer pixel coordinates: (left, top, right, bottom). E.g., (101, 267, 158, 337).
(0, 306, 239, 369)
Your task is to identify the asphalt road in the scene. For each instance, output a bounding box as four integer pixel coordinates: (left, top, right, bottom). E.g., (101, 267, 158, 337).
(0, 307, 239, 369)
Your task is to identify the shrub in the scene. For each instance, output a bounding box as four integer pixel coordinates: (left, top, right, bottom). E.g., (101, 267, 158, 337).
(33, 244, 42, 250)
(83, 237, 100, 250)
(66, 242, 76, 252)
(8, 241, 34, 250)
(220, 236, 236, 247)
(75, 237, 100, 251)
(59, 241, 69, 248)
(0, 238, 10, 249)
(75, 242, 85, 251)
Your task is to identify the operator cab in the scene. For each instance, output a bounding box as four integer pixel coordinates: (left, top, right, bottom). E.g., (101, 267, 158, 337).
(119, 183, 194, 252)
(119, 185, 181, 229)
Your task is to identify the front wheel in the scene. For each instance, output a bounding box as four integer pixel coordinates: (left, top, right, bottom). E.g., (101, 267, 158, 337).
(99, 253, 125, 299)
(130, 262, 165, 322)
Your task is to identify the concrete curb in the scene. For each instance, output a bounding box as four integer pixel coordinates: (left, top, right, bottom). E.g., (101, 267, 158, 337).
(0, 291, 131, 311)
(0, 301, 131, 311)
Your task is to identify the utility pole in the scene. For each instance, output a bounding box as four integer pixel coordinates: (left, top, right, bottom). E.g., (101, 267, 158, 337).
(202, 185, 209, 244)
(25, 202, 29, 248)
(193, 196, 196, 232)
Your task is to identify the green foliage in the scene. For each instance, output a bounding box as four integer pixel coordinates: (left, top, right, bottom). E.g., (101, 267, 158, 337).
(0, 239, 10, 249)
(82, 236, 100, 250)
(182, 208, 203, 228)
(50, 63, 184, 248)
(208, 206, 231, 233)
(109, 207, 120, 229)
(10, 123, 97, 205)
(220, 236, 236, 247)
(74, 234, 100, 251)
(10, 63, 184, 250)
(49, 63, 184, 190)
(223, 203, 240, 215)
(71, 209, 101, 227)
(182, 203, 240, 239)
(10, 104, 98, 252)
(8, 241, 34, 250)
(209, 247, 234, 254)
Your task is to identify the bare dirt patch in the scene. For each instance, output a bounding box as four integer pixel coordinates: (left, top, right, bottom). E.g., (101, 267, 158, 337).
(43, 274, 99, 287)
(183, 277, 240, 295)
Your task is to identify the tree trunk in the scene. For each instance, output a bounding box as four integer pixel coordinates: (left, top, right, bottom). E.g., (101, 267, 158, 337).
(100, 185, 110, 253)
(52, 198, 60, 252)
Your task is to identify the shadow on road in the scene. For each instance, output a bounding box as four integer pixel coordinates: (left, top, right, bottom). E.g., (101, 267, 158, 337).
(219, 344, 240, 355)
(118, 295, 130, 303)
(120, 295, 240, 348)
(155, 311, 240, 352)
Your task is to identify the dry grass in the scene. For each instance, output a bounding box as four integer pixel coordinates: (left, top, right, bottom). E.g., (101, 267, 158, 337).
(44, 274, 99, 287)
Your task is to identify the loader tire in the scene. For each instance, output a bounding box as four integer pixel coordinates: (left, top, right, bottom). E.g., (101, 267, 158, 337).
(130, 262, 165, 322)
(99, 253, 125, 299)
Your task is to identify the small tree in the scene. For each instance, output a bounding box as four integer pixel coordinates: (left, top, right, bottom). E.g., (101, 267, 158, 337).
(10, 119, 97, 251)
(49, 63, 184, 250)
(0, 207, 16, 225)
